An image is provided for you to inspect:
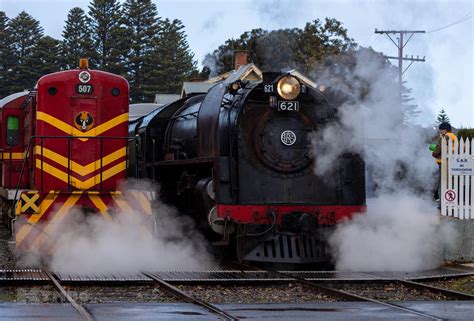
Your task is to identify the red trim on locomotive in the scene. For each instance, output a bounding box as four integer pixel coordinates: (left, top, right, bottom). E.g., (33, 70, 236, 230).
(216, 204, 366, 225)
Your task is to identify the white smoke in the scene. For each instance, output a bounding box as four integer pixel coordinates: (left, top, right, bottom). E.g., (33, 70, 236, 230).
(311, 49, 457, 271)
(330, 193, 455, 272)
(19, 181, 215, 273)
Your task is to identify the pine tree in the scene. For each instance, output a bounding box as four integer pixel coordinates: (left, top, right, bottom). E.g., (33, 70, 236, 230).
(437, 109, 450, 124)
(143, 19, 196, 99)
(61, 7, 93, 69)
(88, 0, 126, 74)
(0, 11, 14, 98)
(32, 36, 62, 75)
(122, 0, 161, 102)
(8, 11, 44, 92)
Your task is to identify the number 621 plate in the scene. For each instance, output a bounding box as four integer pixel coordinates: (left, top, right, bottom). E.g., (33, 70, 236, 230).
(277, 101, 299, 111)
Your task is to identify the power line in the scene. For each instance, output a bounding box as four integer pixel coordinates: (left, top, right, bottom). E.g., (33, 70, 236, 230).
(427, 11, 473, 33)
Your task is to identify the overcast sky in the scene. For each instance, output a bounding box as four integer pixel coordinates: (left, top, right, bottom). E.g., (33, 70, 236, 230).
(1, 0, 472, 127)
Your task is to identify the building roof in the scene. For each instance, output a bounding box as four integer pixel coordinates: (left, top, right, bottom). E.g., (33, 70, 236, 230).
(207, 63, 262, 84)
(129, 103, 163, 121)
(180, 82, 214, 97)
(154, 94, 180, 105)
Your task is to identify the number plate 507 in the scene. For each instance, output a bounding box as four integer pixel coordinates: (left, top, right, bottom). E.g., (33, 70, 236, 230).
(278, 101, 299, 111)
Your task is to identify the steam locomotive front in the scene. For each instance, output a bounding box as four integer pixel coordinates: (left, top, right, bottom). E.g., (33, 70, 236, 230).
(213, 73, 366, 263)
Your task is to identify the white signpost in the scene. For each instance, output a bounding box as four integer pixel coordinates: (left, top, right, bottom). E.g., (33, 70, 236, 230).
(441, 137, 473, 219)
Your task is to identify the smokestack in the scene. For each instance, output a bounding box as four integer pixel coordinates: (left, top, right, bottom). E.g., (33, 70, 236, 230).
(234, 50, 248, 70)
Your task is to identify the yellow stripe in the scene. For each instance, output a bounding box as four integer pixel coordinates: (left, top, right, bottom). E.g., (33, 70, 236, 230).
(27, 191, 59, 224)
(0, 152, 24, 160)
(15, 225, 33, 247)
(111, 193, 134, 214)
(35, 146, 126, 176)
(130, 191, 152, 216)
(36, 159, 126, 190)
(16, 191, 59, 246)
(88, 194, 112, 222)
(36, 112, 128, 142)
(31, 193, 82, 251)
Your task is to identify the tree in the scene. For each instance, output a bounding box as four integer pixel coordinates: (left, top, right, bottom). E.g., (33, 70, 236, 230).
(437, 108, 450, 124)
(8, 11, 44, 92)
(295, 18, 356, 74)
(143, 18, 196, 98)
(202, 18, 356, 76)
(0, 11, 14, 98)
(61, 7, 93, 69)
(122, 0, 161, 102)
(88, 0, 126, 74)
(31, 36, 62, 76)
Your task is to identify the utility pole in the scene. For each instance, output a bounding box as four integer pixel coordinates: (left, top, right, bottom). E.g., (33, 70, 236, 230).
(374, 29, 425, 103)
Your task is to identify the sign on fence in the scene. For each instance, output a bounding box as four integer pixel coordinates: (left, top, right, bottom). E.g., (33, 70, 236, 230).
(441, 137, 473, 219)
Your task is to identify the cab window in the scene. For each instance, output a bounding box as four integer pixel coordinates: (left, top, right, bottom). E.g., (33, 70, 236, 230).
(6, 116, 19, 146)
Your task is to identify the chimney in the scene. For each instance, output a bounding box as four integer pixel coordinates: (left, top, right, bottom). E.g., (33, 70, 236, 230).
(234, 50, 248, 70)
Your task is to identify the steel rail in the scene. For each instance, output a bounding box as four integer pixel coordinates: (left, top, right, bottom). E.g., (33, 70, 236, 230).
(274, 270, 445, 321)
(225, 261, 444, 321)
(395, 279, 474, 300)
(45, 271, 94, 321)
(359, 272, 474, 300)
(143, 272, 239, 321)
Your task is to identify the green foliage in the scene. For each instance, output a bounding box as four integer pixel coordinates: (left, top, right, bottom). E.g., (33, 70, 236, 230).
(122, 0, 161, 102)
(203, 18, 356, 76)
(0, 3, 198, 102)
(61, 7, 93, 69)
(88, 0, 126, 74)
(142, 18, 196, 99)
(0, 11, 14, 98)
(8, 11, 44, 93)
(457, 128, 474, 140)
(31, 36, 62, 75)
(436, 108, 450, 124)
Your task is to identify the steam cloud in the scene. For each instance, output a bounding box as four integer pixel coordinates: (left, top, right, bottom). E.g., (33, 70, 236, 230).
(311, 49, 456, 271)
(19, 181, 215, 274)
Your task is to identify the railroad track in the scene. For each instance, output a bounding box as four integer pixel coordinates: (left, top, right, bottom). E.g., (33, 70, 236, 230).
(0, 266, 472, 284)
(0, 266, 472, 321)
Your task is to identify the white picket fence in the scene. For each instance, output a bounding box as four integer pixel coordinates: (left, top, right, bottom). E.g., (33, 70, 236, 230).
(441, 137, 473, 219)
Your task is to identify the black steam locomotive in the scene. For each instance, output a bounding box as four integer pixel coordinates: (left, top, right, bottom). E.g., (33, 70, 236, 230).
(128, 72, 366, 263)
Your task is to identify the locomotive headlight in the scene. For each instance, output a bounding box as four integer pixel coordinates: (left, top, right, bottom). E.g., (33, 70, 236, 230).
(277, 76, 301, 100)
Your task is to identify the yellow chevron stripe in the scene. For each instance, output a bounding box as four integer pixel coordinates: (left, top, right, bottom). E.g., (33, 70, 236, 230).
(35, 159, 126, 190)
(16, 191, 59, 246)
(130, 191, 152, 216)
(31, 193, 82, 251)
(87, 194, 113, 222)
(36, 112, 128, 142)
(111, 193, 134, 214)
(35, 146, 126, 176)
(15, 225, 33, 247)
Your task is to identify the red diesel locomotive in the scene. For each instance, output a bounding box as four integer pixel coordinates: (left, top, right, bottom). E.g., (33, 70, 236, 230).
(0, 59, 152, 254)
